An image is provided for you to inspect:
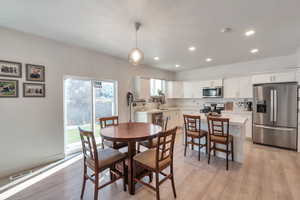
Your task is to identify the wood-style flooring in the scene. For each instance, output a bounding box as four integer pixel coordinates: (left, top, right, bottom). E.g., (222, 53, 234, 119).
(7, 133, 300, 200)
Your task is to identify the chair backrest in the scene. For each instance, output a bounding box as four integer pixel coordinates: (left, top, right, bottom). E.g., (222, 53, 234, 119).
(79, 128, 99, 169)
(207, 116, 230, 140)
(183, 114, 201, 133)
(155, 127, 177, 169)
(152, 114, 169, 131)
(99, 116, 119, 128)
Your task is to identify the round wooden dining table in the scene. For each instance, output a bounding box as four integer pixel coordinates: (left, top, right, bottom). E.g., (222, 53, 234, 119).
(101, 122, 162, 195)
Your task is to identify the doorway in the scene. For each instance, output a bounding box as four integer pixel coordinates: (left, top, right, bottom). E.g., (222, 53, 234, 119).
(64, 77, 118, 154)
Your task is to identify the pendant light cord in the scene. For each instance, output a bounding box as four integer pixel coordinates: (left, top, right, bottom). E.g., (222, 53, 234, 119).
(135, 28, 138, 48)
(134, 22, 141, 48)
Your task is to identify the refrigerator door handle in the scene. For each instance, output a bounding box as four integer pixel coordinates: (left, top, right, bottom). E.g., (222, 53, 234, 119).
(254, 124, 295, 131)
(270, 89, 274, 122)
(274, 89, 277, 122)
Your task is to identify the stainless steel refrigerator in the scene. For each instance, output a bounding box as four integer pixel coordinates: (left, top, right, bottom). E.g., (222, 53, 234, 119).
(252, 82, 298, 150)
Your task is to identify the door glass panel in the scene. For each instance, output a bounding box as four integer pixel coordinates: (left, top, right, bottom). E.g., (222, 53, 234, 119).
(94, 81, 117, 134)
(64, 78, 92, 151)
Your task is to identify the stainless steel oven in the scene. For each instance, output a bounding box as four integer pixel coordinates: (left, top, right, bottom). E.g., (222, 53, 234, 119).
(202, 87, 223, 98)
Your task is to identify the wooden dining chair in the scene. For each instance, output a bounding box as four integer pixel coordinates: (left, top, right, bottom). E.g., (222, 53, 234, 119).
(79, 128, 127, 200)
(99, 116, 127, 149)
(137, 116, 169, 151)
(133, 127, 178, 200)
(207, 116, 234, 170)
(183, 115, 208, 161)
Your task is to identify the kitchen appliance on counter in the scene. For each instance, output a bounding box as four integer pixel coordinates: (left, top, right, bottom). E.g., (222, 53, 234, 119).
(200, 103, 224, 114)
(245, 101, 252, 111)
(252, 82, 298, 150)
(202, 87, 223, 98)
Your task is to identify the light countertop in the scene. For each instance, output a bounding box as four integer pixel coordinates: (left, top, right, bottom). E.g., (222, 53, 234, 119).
(135, 107, 248, 126)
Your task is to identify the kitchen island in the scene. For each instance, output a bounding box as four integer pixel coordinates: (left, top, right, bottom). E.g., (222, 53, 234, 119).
(187, 113, 248, 163)
(135, 108, 248, 163)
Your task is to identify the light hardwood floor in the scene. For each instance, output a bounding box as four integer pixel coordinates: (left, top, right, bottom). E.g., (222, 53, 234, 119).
(8, 132, 300, 200)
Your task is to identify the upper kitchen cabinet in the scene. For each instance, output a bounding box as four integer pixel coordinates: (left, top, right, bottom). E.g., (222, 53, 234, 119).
(201, 79, 223, 88)
(166, 81, 184, 98)
(183, 81, 202, 98)
(133, 76, 150, 100)
(224, 76, 252, 98)
(252, 71, 296, 84)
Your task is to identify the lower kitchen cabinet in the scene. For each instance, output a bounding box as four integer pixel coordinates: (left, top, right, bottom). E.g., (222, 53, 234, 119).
(135, 110, 183, 130)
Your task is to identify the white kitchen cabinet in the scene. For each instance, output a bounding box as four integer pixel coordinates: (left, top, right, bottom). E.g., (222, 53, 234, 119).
(224, 76, 252, 98)
(183, 81, 202, 98)
(239, 76, 253, 98)
(200, 79, 223, 88)
(166, 81, 184, 98)
(183, 81, 193, 98)
(224, 77, 240, 98)
(252, 71, 296, 84)
(133, 76, 150, 100)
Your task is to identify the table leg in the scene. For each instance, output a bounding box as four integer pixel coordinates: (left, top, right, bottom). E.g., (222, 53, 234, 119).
(127, 141, 136, 195)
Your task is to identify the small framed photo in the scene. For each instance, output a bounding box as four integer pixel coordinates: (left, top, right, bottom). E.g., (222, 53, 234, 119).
(0, 60, 22, 78)
(26, 64, 45, 82)
(23, 83, 45, 97)
(0, 79, 19, 98)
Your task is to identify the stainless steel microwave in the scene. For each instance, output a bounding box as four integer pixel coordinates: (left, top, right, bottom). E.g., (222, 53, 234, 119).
(202, 87, 223, 98)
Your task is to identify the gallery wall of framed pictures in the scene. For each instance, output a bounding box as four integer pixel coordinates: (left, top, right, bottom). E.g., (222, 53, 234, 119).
(0, 60, 46, 98)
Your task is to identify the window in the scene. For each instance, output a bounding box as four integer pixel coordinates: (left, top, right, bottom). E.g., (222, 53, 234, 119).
(150, 79, 166, 96)
(64, 77, 117, 154)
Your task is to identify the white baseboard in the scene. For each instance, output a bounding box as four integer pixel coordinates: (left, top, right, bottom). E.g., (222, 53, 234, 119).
(0, 153, 65, 180)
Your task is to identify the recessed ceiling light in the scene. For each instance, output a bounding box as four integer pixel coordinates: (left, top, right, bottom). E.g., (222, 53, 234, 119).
(206, 58, 212, 62)
(245, 30, 255, 36)
(250, 48, 259, 54)
(153, 56, 160, 61)
(188, 46, 196, 51)
(175, 64, 180, 68)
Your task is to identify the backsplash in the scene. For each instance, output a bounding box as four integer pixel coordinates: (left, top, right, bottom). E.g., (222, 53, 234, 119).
(170, 98, 253, 112)
(133, 98, 252, 112)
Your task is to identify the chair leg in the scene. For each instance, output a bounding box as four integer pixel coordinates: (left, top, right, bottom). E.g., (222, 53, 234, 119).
(205, 135, 208, 155)
(184, 135, 188, 157)
(231, 140, 234, 162)
(137, 143, 141, 153)
(208, 141, 211, 164)
(101, 137, 105, 149)
(122, 160, 127, 192)
(213, 142, 216, 156)
(226, 143, 229, 171)
(94, 172, 99, 200)
(155, 172, 160, 200)
(170, 164, 177, 198)
(191, 138, 194, 150)
(149, 172, 153, 183)
(80, 165, 87, 199)
(198, 139, 201, 161)
(110, 164, 115, 181)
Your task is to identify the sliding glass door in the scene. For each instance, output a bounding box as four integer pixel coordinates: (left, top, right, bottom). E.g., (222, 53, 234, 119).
(64, 77, 117, 153)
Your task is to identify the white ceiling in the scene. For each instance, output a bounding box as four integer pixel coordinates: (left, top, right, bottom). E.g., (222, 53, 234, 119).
(1, 0, 300, 71)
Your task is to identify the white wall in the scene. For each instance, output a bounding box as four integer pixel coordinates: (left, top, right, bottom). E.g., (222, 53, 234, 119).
(175, 54, 297, 81)
(0, 27, 175, 178)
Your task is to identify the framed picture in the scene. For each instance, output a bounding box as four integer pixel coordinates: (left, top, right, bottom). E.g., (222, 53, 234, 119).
(0, 60, 22, 78)
(0, 79, 19, 98)
(23, 83, 45, 97)
(26, 64, 45, 82)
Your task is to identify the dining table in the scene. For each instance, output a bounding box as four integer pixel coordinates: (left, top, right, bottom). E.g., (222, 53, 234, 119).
(100, 122, 162, 195)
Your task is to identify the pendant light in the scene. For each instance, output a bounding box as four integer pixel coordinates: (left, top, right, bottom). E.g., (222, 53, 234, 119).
(128, 22, 144, 65)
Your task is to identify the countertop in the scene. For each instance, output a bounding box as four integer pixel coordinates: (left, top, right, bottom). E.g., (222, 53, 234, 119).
(134, 107, 180, 114)
(135, 107, 248, 126)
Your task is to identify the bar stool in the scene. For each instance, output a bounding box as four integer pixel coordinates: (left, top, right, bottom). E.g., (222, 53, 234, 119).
(183, 115, 208, 161)
(207, 116, 234, 170)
